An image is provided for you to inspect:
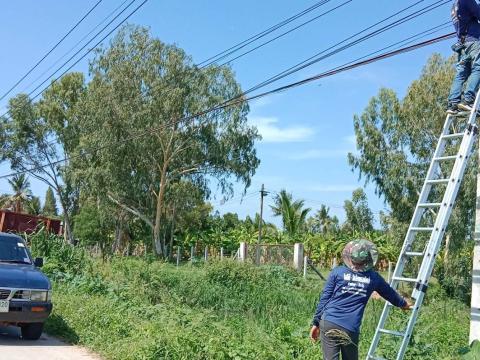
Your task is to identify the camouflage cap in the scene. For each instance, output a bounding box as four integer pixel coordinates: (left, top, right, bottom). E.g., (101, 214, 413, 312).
(342, 239, 378, 272)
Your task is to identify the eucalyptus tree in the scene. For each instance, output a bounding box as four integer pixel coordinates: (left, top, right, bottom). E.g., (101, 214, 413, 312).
(343, 188, 374, 233)
(0, 73, 85, 243)
(74, 25, 260, 257)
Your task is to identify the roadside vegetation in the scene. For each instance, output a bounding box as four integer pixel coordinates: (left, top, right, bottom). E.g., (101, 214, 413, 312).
(23, 231, 468, 360)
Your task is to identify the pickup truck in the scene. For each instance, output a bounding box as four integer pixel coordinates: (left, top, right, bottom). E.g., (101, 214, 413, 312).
(0, 232, 52, 340)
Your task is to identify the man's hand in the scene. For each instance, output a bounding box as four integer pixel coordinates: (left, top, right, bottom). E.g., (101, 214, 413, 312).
(310, 326, 320, 342)
(401, 298, 414, 310)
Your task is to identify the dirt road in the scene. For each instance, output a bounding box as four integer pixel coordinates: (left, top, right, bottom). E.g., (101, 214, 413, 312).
(0, 326, 100, 360)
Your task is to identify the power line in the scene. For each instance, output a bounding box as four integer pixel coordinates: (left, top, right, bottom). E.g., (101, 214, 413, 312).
(201, 0, 352, 68)
(197, 0, 333, 67)
(0, 0, 148, 121)
(0, 0, 104, 102)
(241, 0, 449, 96)
(20, 0, 132, 94)
(0, 0, 444, 127)
(0, 30, 455, 180)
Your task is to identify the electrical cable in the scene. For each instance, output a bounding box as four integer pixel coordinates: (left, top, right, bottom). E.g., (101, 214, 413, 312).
(0, 0, 148, 121)
(197, 0, 333, 67)
(0, 31, 455, 180)
(0, 0, 104, 102)
(20, 0, 132, 94)
(200, 0, 352, 68)
(240, 0, 450, 96)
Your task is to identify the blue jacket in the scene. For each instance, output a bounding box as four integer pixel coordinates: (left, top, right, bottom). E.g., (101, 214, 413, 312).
(453, 0, 480, 42)
(312, 265, 406, 333)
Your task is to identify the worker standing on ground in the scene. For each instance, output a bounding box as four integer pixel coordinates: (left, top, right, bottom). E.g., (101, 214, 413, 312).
(309, 240, 411, 360)
(447, 0, 480, 114)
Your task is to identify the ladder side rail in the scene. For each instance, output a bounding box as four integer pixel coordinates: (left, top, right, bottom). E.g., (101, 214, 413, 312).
(417, 85, 480, 291)
(395, 115, 455, 269)
(366, 114, 455, 359)
(415, 127, 477, 298)
(398, 119, 479, 360)
(467, 89, 480, 126)
(397, 131, 476, 360)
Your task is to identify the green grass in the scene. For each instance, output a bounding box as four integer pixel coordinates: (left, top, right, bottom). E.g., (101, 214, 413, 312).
(44, 258, 469, 359)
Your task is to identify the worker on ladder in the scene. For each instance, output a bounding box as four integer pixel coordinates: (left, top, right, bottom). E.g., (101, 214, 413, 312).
(309, 240, 411, 360)
(447, 0, 480, 114)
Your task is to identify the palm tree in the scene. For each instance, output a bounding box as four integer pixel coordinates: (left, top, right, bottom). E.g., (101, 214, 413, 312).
(270, 190, 310, 239)
(3, 174, 33, 213)
(308, 205, 339, 234)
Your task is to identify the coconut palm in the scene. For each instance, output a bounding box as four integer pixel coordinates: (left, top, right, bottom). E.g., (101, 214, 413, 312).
(270, 190, 310, 239)
(3, 174, 33, 213)
(307, 205, 339, 234)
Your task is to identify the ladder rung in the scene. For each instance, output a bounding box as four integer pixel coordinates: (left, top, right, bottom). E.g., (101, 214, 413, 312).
(417, 202, 441, 207)
(404, 251, 424, 257)
(425, 178, 450, 184)
(392, 276, 417, 283)
(378, 328, 406, 337)
(410, 227, 434, 231)
(434, 155, 457, 161)
(442, 132, 464, 139)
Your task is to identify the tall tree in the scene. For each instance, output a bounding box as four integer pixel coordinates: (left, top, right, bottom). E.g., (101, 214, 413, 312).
(42, 187, 58, 216)
(270, 189, 310, 238)
(343, 188, 374, 233)
(1, 72, 85, 244)
(74, 25, 260, 256)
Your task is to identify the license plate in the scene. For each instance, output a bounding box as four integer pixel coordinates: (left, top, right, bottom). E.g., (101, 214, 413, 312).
(0, 300, 9, 313)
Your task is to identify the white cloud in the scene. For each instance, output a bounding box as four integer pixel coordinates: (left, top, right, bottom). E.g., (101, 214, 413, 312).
(287, 135, 357, 160)
(288, 149, 348, 160)
(309, 185, 358, 193)
(249, 116, 314, 143)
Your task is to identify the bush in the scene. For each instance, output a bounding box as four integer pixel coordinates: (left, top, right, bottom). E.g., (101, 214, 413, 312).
(24, 228, 90, 279)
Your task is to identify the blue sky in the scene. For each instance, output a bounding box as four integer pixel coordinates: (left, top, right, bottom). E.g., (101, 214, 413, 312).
(0, 0, 454, 226)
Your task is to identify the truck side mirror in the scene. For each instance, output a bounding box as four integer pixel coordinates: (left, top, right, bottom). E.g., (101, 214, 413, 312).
(34, 257, 43, 268)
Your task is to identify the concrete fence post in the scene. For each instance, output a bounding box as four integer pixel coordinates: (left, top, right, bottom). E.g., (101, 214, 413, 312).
(190, 245, 195, 263)
(220, 247, 224, 261)
(293, 243, 304, 272)
(176, 246, 181, 267)
(303, 255, 308, 278)
(239, 242, 247, 262)
(204, 246, 208, 261)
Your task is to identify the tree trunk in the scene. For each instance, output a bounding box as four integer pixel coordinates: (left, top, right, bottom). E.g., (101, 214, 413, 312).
(444, 233, 451, 266)
(168, 207, 175, 262)
(153, 162, 168, 257)
(58, 198, 74, 245)
(62, 211, 74, 245)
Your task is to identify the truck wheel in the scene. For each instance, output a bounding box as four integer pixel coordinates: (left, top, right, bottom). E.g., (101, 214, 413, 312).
(21, 323, 44, 340)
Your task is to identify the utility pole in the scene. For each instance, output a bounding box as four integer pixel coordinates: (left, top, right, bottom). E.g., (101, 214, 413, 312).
(256, 184, 268, 265)
(471, 142, 480, 344)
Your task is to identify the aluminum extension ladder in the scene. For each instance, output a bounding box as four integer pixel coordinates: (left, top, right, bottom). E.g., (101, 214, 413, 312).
(366, 91, 480, 360)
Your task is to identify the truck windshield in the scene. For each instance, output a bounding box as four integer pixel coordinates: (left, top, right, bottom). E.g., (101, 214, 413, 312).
(0, 238, 31, 264)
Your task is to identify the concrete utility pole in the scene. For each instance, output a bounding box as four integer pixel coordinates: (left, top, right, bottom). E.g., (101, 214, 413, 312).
(256, 184, 268, 265)
(470, 147, 480, 343)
